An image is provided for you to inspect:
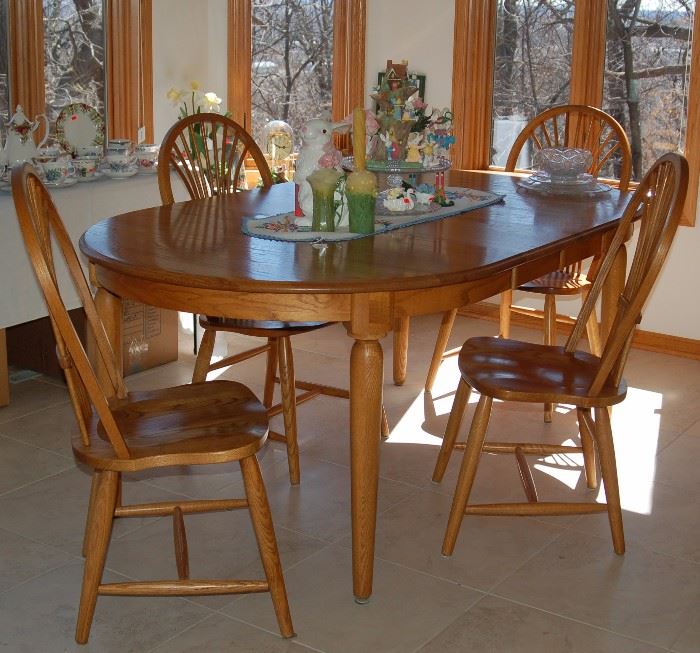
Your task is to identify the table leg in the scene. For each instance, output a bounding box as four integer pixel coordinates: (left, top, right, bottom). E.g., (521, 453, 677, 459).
(349, 337, 384, 602)
(392, 316, 409, 386)
(91, 288, 123, 398)
(0, 328, 9, 407)
(601, 244, 627, 344)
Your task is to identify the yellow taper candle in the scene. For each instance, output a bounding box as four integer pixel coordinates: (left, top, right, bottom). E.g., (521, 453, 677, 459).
(353, 107, 366, 171)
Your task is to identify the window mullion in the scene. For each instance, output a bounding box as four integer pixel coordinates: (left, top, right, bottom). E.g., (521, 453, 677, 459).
(8, 0, 45, 124)
(570, 0, 607, 108)
(227, 0, 252, 130)
(451, 0, 496, 170)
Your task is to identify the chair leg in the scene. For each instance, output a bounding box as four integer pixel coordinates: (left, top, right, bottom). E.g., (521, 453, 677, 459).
(191, 328, 217, 383)
(381, 405, 390, 439)
(240, 456, 295, 638)
(577, 407, 598, 489)
(75, 470, 119, 644)
(278, 336, 300, 485)
(543, 294, 556, 423)
(499, 290, 513, 338)
(593, 406, 625, 554)
(432, 378, 472, 483)
(425, 309, 458, 392)
(263, 337, 279, 409)
(393, 316, 410, 386)
(442, 394, 493, 556)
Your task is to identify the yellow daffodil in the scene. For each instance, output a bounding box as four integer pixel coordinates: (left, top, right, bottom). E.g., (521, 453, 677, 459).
(189, 80, 201, 91)
(166, 87, 184, 105)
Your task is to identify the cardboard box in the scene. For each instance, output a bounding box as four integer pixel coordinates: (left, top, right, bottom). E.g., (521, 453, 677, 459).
(121, 300, 178, 375)
(7, 302, 178, 379)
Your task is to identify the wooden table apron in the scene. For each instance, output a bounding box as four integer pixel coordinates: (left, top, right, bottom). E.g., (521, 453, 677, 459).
(79, 173, 630, 602)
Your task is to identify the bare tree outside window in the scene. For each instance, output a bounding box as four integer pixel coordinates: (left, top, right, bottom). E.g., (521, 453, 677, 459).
(491, 0, 574, 166)
(0, 0, 9, 124)
(43, 0, 104, 123)
(604, 0, 694, 180)
(491, 0, 695, 180)
(251, 0, 334, 149)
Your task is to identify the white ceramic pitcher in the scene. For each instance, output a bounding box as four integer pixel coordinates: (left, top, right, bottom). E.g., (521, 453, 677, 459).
(3, 105, 49, 166)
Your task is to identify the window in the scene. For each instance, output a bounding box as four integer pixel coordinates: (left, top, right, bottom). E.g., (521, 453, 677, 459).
(251, 0, 334, 147)
(3, 0, 152, 144)
(227, 0, 365, 149)
(492, 0, 574, 166)
(43, 0, 105, 122)
(452, 0, 699, 225)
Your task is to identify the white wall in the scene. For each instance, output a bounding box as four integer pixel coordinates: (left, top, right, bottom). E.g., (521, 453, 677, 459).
(365, 0, 454, 112)
(151, 0, 228, 144)
(151, 0, 698, 340)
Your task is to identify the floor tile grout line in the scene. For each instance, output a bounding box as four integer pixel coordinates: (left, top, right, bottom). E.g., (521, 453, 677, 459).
(0, 397, 71, 426)
(0, 431, 75, 462)
(0, 463, 77, 499)
(483, 590, 678, 652)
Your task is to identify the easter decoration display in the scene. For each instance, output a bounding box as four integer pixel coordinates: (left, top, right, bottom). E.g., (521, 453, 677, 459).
(345, 108, 378, 234)
(339, 59, 455, 214)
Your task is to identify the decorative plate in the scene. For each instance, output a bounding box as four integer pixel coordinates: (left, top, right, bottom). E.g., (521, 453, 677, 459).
(55, 103, 105, 154)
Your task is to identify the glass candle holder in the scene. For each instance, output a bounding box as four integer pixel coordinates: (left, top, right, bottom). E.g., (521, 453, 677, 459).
(307, 168, 342, 232)
(346, 169, 377, 234)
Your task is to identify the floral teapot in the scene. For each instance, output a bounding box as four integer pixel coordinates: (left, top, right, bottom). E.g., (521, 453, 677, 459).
(2, 105, 49, 167)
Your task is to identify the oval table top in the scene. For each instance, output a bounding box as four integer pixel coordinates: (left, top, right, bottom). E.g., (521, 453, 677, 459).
(79, 172, 629, 296)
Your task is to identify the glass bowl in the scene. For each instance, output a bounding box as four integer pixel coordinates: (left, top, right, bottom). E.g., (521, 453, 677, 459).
(534, 147, 592, 182)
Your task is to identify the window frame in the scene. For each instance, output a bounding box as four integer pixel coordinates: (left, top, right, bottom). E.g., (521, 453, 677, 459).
(452, 0, 700, 226)
(6, 0, 153, 144)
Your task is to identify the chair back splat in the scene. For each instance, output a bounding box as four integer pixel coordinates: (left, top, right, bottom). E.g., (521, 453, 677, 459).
(11, 163, 294, 644)
(158, 112, 273, 204)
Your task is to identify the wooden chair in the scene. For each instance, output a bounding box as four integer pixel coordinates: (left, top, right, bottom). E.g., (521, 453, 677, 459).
(425, 105, 632, 424)
(11, 164, 294, 644)
(431, 152, 687, 557)
(158, 113, 375, 486)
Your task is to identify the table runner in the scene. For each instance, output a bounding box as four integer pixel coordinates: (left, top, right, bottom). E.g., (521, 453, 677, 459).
(242, 187, 505, 243)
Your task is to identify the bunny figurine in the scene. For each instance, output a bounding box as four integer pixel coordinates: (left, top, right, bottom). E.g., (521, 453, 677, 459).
(295, 116, 350, 223)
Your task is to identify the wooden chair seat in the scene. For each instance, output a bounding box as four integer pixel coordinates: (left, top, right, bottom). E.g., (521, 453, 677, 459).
(458, 337, 626, 408)
(517, 270, 591, 295)
(199, 315, 329, 338)
(432, 153, 688, 560)
(74, 381, 268, 471)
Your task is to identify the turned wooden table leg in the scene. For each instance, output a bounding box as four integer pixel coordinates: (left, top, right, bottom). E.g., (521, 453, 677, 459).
(91, 287, 123, 398)
(349, 337, 383, 602)
(392, 316, 409, 386)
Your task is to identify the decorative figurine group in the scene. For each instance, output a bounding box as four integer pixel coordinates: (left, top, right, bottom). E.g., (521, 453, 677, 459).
(292, 58, 455, 228)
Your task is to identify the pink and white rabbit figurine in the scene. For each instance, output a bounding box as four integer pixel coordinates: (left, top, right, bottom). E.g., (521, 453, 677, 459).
(295, 117, 349, 222)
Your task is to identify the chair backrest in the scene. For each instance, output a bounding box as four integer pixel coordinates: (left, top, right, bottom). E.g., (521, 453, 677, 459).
(505, 105, 632, 191)
(11, 164, 132, 458)
(564, 152, 688, 395)
(158, 112, 273, 204)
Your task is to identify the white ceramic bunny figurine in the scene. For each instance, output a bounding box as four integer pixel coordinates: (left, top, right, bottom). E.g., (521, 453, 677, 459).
(295, 116, 349, 223)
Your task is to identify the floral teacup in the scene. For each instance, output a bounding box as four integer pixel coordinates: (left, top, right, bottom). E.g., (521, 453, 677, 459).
(42, 159, 73, 183)
(74, 157, 98, 179)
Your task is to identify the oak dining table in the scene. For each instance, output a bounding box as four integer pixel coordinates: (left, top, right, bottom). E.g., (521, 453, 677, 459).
(79, 170, 630, 602)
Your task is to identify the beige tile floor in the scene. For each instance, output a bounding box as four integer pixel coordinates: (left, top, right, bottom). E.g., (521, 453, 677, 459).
(0, 314, 698, 652)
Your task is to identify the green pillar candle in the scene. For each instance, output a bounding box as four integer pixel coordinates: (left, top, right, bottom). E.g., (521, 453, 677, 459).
(346, 169, 377, 234)
(307, 168, 342, 232)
